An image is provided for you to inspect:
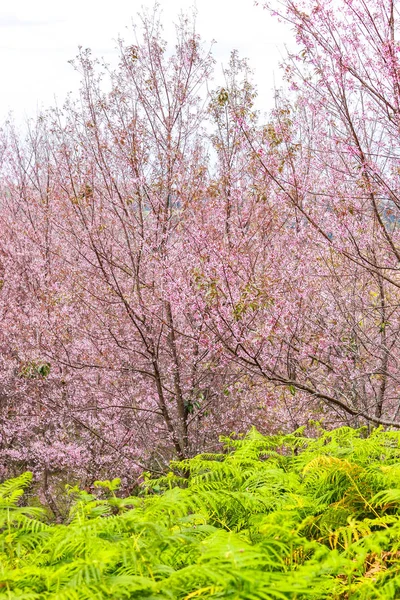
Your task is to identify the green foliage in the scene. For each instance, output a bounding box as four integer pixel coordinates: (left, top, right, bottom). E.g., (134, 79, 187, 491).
(5, 427, 400, 597)
(18, 361, 51, 379)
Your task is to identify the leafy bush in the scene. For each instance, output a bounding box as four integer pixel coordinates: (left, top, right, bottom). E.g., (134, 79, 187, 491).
(3, 426, 400, 598)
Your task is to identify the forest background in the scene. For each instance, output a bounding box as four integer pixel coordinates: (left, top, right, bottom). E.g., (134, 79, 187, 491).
(0, 0, 399, 517)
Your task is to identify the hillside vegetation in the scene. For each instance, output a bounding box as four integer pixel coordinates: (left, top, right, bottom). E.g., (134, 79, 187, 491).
(3, 426, 400, 598)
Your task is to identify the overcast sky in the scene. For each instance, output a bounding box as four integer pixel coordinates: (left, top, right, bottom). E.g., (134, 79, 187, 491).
(0, 0, 293, 124)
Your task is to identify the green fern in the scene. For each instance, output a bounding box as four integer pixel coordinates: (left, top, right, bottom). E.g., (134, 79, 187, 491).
(4, 428, 400, 597)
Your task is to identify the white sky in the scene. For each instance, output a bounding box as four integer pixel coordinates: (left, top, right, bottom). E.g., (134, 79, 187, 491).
(0, 0, 293, 124)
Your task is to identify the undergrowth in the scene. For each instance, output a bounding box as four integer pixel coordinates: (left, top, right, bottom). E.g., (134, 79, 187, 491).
(2, 426, 400, 598)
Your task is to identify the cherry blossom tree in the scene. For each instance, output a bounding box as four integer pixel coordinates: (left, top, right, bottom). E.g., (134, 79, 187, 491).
(0, 10, 258, 506)
(201, 0, 400, 428)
